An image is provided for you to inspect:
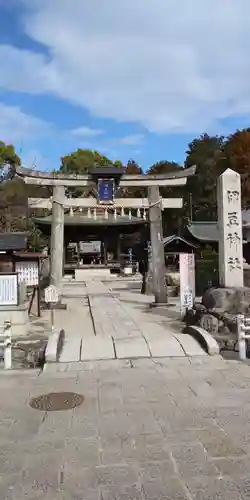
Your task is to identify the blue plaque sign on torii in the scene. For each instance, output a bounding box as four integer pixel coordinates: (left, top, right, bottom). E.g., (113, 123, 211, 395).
(97, 178, 114, 204)
(90, 166, 123, 205)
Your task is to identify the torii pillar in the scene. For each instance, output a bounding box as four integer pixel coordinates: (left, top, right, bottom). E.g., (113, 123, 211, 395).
(148, 186, 167, 304)
(50, 186, 65, 290)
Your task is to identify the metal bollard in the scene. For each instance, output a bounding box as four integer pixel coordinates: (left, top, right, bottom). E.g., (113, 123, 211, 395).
(0, 321, 12, 370)
(236, 314, 250, 361)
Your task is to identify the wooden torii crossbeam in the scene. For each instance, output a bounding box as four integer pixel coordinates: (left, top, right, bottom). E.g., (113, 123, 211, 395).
(16, 165, 196, 305)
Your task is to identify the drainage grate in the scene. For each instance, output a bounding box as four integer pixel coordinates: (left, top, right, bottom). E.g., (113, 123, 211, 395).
(29, 392, 84, 411)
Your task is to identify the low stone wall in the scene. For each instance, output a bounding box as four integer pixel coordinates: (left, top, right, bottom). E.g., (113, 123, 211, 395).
(0, 302, 30, 338)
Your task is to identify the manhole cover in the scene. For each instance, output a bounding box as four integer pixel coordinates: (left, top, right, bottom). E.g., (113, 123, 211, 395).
(29, 392, 84, 411)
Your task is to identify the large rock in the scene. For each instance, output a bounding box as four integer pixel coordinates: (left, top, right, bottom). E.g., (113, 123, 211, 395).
(202, 287, 250, 314)
(200, 314, 219, 335)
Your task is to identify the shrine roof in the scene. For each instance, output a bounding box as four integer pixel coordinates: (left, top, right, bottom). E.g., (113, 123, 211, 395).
(0, 232, 27, 251)
(186, 220, 249, 243)
(14, 251, 43, 259)
(34, 214, 147, 227)
(186, 222, 218, 242)
(163, 234, 199, 248)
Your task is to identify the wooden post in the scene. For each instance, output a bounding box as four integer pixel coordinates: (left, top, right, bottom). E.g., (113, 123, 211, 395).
(50, 185, 65, 290)
(148, 186, 167, 304)
(75, 241, 80, 266)
(103, 240, 108, 266)
(37, 285, 41, 317)
(116, 234, 121, 263)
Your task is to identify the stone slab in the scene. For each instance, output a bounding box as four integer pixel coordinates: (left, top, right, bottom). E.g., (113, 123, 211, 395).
(81, 335, 115, 361)
(76, 268, 111, 281)
(114, 337, 150, 359)
(139, 322, 170, 339)
(185, 325, 220, 356)
(45, 328, 65, 363)
(148, 335, 186, 357)
(59, 336, 82, 362)
(174, 333, 207, 356)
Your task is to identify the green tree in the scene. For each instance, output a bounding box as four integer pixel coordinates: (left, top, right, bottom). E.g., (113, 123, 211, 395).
(59, 149, 123, 198)
(0, 142, 24, 231)
(120, 159, 145, 198)
(223, 129, 250, 208)
(147, 160, 182, 175)
(147, 160, 184, 235)
(0, 141, 46, 250)
(125, 159, 143, 175)
(0, 141, 21, 180)
(60, 149, 122, 174)
(184, 133, 225, 221)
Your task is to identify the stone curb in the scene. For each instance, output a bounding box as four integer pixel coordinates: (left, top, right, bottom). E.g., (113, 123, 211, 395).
(184, 325, 220, 356)
(45, 329, 65, 363)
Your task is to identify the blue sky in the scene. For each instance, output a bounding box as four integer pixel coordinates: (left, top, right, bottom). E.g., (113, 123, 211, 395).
(0, 0, 250, 171)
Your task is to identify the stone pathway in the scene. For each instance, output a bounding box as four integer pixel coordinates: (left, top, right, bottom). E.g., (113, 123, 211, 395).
(2, 356, 250, 498)
(58, 280, 207, 362)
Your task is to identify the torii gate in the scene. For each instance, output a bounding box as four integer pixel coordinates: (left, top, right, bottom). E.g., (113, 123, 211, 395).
(16, 165, 196, 305)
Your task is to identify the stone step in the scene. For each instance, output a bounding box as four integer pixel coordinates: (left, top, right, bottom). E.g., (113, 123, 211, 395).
(148, 336, 186, 357)
(81, 335, 115, 361)
(174, 333, 207, 356)
(114, 337, 150, 359)
(59, 336, 82, 362)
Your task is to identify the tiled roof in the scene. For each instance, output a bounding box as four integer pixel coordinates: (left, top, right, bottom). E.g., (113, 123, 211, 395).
(187, 222, 219, 242)
(163, 234, 199, 248)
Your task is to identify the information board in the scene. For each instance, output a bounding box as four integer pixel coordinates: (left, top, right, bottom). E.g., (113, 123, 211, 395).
(79, 241, 101, 254)
(98, 179, 114, 204)
(0, 273, 18, 306)
(45, 285, 59, 304)
(15, 260, 39, 287)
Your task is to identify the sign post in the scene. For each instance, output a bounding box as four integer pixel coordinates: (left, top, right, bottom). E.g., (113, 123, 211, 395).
(44, 285, 60, 334)
(179, 253, 195, 316)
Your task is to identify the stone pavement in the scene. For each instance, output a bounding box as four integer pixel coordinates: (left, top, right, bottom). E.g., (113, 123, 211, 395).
(2, 356, 250, 498)
(58, 279, 208, 362)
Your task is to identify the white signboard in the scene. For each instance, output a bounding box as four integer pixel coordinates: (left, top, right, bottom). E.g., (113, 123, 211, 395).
(79, 241, 101, 254)
(15, 261, 39, 287)
(179, 253, 195, 316)
(0, 273, 18, 306)
(45, 285, 60, 304)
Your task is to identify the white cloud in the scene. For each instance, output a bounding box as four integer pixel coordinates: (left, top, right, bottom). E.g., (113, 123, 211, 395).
(71, 126, 104, 137)
(0, 102, 49, 145)
(110, 134, 145, 146)
(1, 0, 250, 133)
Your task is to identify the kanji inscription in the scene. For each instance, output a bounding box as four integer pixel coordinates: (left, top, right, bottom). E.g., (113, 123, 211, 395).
(217, 169, 243, 287)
